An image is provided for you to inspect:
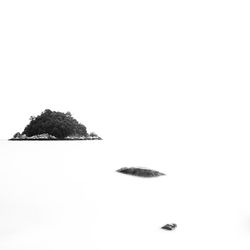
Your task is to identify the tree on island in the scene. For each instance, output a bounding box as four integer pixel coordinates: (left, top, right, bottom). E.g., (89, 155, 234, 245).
(22, 109, 88, 139)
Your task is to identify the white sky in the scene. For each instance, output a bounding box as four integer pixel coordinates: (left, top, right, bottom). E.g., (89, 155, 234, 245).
(1, 0, 250, 143)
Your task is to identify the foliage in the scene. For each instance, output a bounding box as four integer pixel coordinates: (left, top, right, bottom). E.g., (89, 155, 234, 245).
(22, 109, 88, 139)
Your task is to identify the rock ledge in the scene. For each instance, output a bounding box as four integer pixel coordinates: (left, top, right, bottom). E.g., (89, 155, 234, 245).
(117, 167, 165, 177)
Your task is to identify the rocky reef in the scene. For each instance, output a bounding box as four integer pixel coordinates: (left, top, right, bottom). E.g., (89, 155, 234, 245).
(116, 167, 165, 177)
(161, 223, 177, 231)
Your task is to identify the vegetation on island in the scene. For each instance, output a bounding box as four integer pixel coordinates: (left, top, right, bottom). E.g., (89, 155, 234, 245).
(11, 109, 102, 140)
(116, 167, 165, 177)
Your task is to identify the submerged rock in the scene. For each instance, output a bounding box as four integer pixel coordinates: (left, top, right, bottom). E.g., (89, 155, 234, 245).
(161, 223, 177, 231)
(116, 167, 165, 177)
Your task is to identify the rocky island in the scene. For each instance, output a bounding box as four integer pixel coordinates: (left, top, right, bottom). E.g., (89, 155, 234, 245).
(10, 109, 102, 141)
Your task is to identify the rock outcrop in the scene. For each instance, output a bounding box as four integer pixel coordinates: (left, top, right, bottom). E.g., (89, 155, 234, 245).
(116, 167, 165, 177)
(161, 224, 177, 231)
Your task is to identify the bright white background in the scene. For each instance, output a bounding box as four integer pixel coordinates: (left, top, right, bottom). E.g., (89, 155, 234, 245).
(1, 0, 250, 249)
(0, 0, 249, 143)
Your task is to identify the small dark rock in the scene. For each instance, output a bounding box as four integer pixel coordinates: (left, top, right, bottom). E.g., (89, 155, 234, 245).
(116, 167, 165, 177)
(161, 223, 177, 231)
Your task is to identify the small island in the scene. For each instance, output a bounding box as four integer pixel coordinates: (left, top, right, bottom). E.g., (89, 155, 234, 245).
(10, 109, 102, 141)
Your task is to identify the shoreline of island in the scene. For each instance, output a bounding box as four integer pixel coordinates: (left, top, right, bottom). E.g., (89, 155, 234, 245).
(9, 133, 102, 141)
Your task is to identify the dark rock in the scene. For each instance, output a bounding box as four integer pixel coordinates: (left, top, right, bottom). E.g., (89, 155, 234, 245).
(161, 223, 177, 231)
(116, 167, 165, 177)
(13, 132, 21, 139)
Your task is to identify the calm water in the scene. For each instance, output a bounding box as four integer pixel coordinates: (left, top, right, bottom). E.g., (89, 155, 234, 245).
(0, 140, 249, 249)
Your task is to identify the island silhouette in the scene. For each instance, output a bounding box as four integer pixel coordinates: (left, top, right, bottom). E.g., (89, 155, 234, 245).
(10, 109, 102, 140)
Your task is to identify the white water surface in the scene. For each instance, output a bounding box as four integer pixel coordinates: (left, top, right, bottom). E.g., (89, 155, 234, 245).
(0, 140, 249, 250)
